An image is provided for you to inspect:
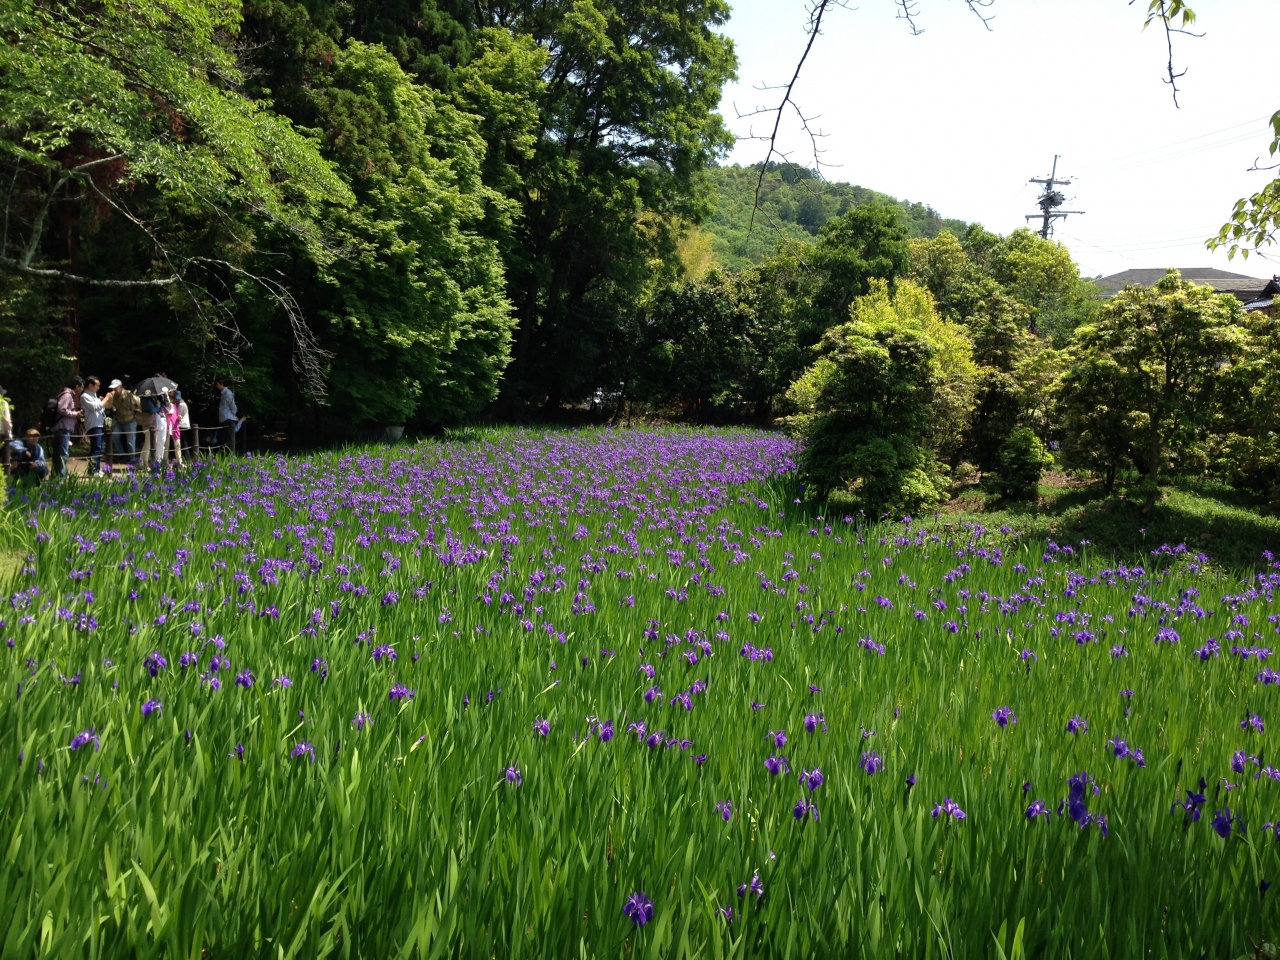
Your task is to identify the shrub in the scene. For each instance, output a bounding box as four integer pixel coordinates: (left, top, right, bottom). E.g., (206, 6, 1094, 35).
(988, 427, 1054, 500)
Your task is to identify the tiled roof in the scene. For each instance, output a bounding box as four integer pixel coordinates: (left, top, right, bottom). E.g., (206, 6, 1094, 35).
(1094, 268, 1276, 302)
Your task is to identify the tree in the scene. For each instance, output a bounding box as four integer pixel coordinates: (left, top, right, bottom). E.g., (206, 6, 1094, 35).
(483, 0, 739, 410)
(808, 204, 911, 324)
(1055, 354, 1143, 495)
(786, 280, 974, 515)
(626, 270, 756, 419)
(0, 0, 352, 388)
(988, 427, 1054, 500)
(1211, 308, 1280, 503)
(1062, 270, 1246, 505)
(965, 296, 1035, 474)
(303, 41, 515, 425)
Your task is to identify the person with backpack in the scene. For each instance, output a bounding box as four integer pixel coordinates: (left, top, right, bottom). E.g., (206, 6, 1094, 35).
(49, 376, 84, 477)
(104, 379, 138, 466)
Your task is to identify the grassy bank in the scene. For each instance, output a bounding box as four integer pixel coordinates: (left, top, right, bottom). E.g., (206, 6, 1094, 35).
(943, 471, 1280, 573)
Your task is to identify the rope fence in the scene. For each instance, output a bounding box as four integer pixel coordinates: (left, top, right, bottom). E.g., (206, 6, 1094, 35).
(4, 422, 238, 479)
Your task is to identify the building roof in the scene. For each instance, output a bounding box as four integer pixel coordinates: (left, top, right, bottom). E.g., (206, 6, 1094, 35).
(1094, 268, 1276, 303)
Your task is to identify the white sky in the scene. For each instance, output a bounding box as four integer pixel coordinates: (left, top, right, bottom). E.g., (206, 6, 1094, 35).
(716, 0, 1280, 279)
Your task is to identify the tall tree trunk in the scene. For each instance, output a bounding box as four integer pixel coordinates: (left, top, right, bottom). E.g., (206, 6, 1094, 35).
(1144, 410, 1162, 510)
(65, 218, 80, 376)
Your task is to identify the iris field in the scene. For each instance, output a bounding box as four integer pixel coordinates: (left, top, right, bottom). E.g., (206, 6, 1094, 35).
(3, 428, 1280, 958)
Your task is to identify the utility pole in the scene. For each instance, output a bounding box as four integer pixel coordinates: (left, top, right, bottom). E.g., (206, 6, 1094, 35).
(1025, 155, 1083, 239)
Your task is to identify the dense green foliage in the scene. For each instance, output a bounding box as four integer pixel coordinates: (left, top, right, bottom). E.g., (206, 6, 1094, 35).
(3, 429, 1279, 958)
(785, 281, 972, 516)
(988, 427, 1055, 501)
(701, 164, 969, 271)
(1057, 271, 1247, 506)
(0, 0, 736, 427)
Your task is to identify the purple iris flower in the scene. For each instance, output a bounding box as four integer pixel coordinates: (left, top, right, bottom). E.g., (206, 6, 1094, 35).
(716, 800, 733, 821)
(1211, 807, 1237, 839)
(764, 755, 790, 776)
(505, 765, 522, 786)
(737, 873, 764, 899)
(291, 741, 315, 761)
(1066, 715, 1088, 735)
(389, 684, 416, 702)
(1233, 750, 1258, 773)
(599, 720, 615, 742)
(769, 729, 787, 748)
(532, 717, 550, 737)
(932, 798, 966, 821)
(352, 711, 371, 731)
(622, 891, 654, 927)
(144, 650, 167, 676)
(859, 751, 883, 775)
(235, 669, 254, 689)
(140, 699, 162, 717)
(793, 797, 819, 821)
(1171, 788, 1207, 822)
(69, 728, 100, 751)
(801, 767, 825, 791)
(804, 712, 826, 733)
(1025, 800, 1050, 821)
(1243, 713, 1266, 733)
(992, 706, 1016, 729)
(311, 658, 328, 679)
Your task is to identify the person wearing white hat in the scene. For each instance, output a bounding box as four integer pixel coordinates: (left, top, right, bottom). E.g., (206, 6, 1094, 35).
(104, 379, 138, 466)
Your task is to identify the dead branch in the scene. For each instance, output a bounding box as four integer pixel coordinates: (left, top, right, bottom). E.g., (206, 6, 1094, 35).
(895, 0, 923, 35)
(736, 0, 850, 232)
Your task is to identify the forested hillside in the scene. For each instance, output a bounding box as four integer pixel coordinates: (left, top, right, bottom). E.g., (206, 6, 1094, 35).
(703, 164, 970, 270)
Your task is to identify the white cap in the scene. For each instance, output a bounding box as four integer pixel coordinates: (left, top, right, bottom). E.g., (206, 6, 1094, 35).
(108, 379, 123, 389)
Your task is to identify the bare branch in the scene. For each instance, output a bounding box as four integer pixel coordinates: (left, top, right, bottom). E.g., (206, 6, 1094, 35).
(961, 0, 995, 31)
(737, 0, 845, 233)
(895, 0, 924, 35)
(1248, 157, 1280, 173)
(193, 258, 332, 402)
(0, 255, 182, 286)
(20, 170, 71, 268)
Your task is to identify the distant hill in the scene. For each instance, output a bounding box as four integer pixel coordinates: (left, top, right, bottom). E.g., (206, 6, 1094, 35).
(703, 164, 970, 271)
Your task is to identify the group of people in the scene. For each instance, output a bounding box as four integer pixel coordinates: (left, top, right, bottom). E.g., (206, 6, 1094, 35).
(1, 375, 243, 484)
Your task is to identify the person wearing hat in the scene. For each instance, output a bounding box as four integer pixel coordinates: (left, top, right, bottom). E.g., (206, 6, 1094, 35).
(0, 384, 11, 474)
(104, 379, 138, 466)
(7, 428, 47, 485)
(80, 376, 106, 475)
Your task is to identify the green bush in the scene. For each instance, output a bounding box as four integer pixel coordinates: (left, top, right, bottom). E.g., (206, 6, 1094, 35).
(988, 427, 1054, 500)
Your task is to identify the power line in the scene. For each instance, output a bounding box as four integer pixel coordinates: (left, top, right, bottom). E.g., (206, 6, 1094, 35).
(1072, 114, 1273, 172)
